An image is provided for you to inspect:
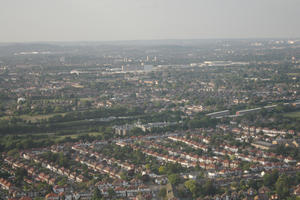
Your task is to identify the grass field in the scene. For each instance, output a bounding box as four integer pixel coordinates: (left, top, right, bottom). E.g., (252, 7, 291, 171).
(283, 111, 300, 119)
(0, 113, 67, 122)
(21, 113, 67, 122)
(53, 131, 104, 142)
(24, 131, 104, 142)
(0, 112, 70, 122)
(287, 73, 300, 76)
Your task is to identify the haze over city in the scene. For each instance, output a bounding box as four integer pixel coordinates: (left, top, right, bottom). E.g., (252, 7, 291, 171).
(1, 0, 300, 42)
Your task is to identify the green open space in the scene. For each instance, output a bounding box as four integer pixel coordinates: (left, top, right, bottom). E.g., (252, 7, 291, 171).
(0, 113, 67, 122)
(283, 111, 300, 119)
(287, 73, 300, 76)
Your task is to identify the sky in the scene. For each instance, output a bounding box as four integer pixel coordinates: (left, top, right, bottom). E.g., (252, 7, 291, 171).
(0, 0, 299, 42)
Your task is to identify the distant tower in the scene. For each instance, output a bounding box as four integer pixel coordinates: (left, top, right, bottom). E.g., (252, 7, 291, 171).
(146, 56, 149, 62)
(154, 56, 157, 62)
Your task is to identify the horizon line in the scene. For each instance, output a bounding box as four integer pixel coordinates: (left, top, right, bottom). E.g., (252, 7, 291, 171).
(0, 36, 300, 45)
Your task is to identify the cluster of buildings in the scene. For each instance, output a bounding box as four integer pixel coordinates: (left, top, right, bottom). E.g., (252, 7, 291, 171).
(96, 179, 151, 199)
(113, 121, 179, 135)
(0, 141, 154, 200)
(116, 126, 300, 181)
(0, 120, 299, 199)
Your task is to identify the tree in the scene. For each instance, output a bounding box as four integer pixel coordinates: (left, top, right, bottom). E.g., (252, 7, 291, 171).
(168, 174, 180, 185)
(165, 163, 183, 174)
(7, 148, 18, 157)
(159, 166, 166, 174)
(248, 179, 259, 190)
(15, 168, 27, 185)
(57, 177, 68, 186)
(145, 163, 150, 170)
(184, 180, 197, 197)
(130, 127, 144, 135)
(158, 187, 166, 199)
(203, 180, 216, 196)
(296, 172, 300, 184)
(107, 188, 116, 199)
(92, 188, 102, 200)
(263, 169, 279, 187)
(276, 175, 290, 199)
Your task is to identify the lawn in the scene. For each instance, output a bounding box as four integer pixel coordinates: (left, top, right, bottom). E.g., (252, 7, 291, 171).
(283, 111, 300, 119)
(20, 113, 67, 122)
(53, 131, 104, 142)
(287, 73, 300, 76)
(0, 113, 67, 122)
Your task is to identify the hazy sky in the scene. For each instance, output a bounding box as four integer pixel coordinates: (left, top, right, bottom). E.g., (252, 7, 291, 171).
(0, 0, 299, 42)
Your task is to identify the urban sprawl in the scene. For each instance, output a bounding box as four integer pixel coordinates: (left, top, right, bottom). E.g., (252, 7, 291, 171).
(0, 39, 300, 200)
